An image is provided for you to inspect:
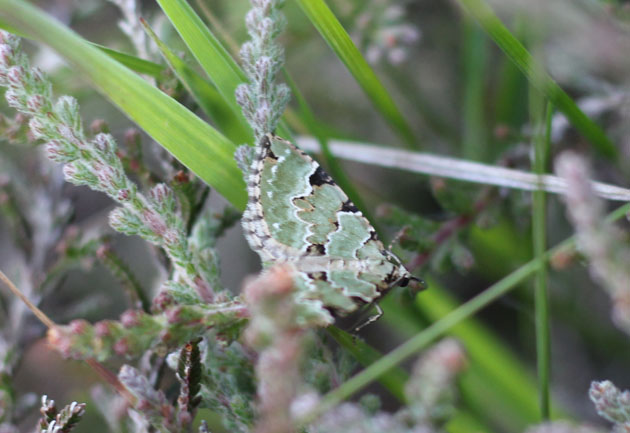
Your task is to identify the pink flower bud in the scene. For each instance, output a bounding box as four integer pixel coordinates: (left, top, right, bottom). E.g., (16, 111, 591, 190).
(26, 94, 46, 112)
(142, 210, 167, 236)
(113, 338, 130, 356)
(90, 119, 108, 134)
(4, 89, 22, 110)
(0, 45, 14, 68)
(120, 309, 142, 328)
(6, 65, 24, 87)
(68, 319, 89, 335)
(93, 133, 114, 154)
(94, 321, 111, 337)
(28, 117, 48, 138)
(124, 128, 140, 147)
(117, 188, 131, 201)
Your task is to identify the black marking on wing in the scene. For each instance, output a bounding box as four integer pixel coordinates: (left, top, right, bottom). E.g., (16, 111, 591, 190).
(267, 149, 279, 161)
(259, 134, 278, 161)
(309, 166, 335, 187)
(384, 265, 398, 285)
(306, 243, 326, 255)
(340, 200, 359, 213)
(307, 271, 328, 282)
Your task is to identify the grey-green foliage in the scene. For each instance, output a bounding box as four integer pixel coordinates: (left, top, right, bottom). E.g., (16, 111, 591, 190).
(590, 380, 630, 430)
(199, 337, 257, 433)
(235, 0, 291, 142)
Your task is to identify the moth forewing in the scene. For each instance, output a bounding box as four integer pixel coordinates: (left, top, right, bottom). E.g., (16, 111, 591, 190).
(241, 133, 420, 326)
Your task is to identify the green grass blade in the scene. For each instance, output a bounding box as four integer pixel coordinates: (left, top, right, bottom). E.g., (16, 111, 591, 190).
(327, 327, 407, 403)
(94, 44, 165, 78)
(295, 0, 417, 147)
(456, 0, 617, 158)
(532, 98, 553, 420)
(155, 0, 245, 116)
(0, 19, 167, 79)
(461, 19, 488, 161)
(140, 18, 252, 145)
(0, 0, 247, 210)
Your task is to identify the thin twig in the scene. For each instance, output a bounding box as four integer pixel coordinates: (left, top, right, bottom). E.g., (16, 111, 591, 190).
(0, 269, 136, 405)
(0, 270, 55, 329)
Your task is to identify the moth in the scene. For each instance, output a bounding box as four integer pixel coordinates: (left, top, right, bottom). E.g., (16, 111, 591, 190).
(242, 133, 422, 326)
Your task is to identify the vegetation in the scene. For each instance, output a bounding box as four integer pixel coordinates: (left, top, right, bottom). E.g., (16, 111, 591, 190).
(0, 0, 629, 432)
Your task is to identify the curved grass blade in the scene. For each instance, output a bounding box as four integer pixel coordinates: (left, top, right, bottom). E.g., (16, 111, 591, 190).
(455, 0, 617, 158)
(155, 0, 246, 119)
(295, 0, 417, 148)
(0, 19, 166, 79)
(0, 0, 247, 210)
(156, 0, 292, 140)
(140, 18, 252, 145)
(95, 44, 165, 78)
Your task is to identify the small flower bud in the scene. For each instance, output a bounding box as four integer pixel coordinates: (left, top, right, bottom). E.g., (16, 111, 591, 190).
(120, 309, 142, 328)
(68, 319, 89, 335)
(26, 94, 46, 113)
(93, 321, 111, 337)
(4, 89, 22, 110)
(258, 17, 274, 41)
(90, 119, 108, 134)
(113, 338, 130, 356)
(151, 291, 175, 312)
(235, 84, 252, 110)
(124, 128, 141, 147)
(149, 183, 171, 204)
(0, 44, 14, 68)
(45, 140, 76, 164)
(142, 209, 167, 236)
(6, 65, 25, 87)
(165, 307, 182, 324)
(30, 67, 45, 85)
(62, 163, 78, 181)
(117, 188, 131, 201)
(93, 133, 116, 155)
(28, 116, 48, 139)
(245, 9, 259, 33)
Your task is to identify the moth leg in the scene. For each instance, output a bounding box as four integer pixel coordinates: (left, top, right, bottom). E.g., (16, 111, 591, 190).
(353, 303, 384, 333)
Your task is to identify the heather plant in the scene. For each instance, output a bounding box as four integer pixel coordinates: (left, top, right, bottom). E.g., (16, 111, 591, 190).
(0, 0, 628, 433)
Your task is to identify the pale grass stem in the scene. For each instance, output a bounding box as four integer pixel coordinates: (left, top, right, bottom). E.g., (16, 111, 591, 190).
(296, 137, 630, 202)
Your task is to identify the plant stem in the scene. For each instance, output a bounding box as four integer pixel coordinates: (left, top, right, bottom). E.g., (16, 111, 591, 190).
(532, 98, 553, 420)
